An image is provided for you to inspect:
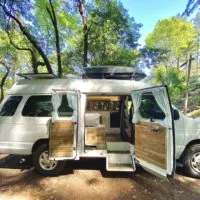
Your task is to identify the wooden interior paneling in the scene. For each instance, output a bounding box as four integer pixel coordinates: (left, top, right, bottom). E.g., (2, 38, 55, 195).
(135, 122, 166, 169)
(85, 125, 106, 146)
(49, 120, 74, 157)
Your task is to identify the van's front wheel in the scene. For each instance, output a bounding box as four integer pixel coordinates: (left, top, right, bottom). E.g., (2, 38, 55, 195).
(184, 144, 200, 178)
(33, 144, 65, 176)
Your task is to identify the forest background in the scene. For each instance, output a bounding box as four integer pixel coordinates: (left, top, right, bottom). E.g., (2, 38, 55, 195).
(0, 0, 199, 115)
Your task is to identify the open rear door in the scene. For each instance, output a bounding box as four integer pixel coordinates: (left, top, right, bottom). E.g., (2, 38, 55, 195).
(131, 86, 175, 181)
(49, 90, 79, 161)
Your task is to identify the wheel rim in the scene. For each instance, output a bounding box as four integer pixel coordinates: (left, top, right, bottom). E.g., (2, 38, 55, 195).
(39, 150, 57, 171)
(191, 152, 200, 173)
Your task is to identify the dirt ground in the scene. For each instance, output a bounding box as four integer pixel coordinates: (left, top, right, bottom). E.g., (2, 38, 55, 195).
(0, 154, 200, 200)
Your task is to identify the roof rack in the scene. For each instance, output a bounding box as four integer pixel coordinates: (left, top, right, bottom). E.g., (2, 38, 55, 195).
(17, 73, 57, 80)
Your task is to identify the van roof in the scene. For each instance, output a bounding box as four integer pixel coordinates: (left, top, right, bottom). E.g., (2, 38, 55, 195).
(8, 78, 150, 95)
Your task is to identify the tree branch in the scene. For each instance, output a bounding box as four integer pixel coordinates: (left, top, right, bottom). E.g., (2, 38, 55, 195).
(6, 29, 32, 52)
(0, 3, 54, 74)
(46, 0, 62, 77)
(5, 30, 46, 73)
(46, 4, 55, 25)
(77, 0, 88, 67)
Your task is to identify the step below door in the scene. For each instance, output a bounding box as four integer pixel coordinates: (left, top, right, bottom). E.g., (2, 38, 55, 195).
(106, 142, 135, 172)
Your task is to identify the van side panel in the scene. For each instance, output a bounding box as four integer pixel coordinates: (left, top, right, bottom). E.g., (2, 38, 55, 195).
(0, 95, 49, 155)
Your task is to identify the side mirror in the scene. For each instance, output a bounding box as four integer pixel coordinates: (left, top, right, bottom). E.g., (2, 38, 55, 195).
(173, 109, 180, 120)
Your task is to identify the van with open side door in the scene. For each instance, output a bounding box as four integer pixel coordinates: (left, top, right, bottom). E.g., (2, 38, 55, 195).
(0, 67, 199, 179)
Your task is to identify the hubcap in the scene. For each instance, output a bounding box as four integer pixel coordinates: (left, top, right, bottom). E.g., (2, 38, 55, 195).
(39, 150, 57, 170)
(191, 152, 200, 173)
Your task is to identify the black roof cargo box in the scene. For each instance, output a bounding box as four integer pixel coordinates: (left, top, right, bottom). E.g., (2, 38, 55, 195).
(82, 66, 146, 81)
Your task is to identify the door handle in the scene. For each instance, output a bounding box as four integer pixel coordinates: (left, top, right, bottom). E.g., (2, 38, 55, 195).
(151, 126, 160, 132)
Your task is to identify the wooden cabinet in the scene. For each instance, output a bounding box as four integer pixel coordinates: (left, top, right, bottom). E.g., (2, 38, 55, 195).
(85, 125, 106, 146)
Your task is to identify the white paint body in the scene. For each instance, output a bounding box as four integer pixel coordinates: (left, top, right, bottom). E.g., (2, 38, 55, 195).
(0, 78, 199, 161)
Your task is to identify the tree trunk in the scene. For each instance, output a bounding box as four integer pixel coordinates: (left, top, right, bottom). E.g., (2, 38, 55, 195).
(77, 0, 88, 67)
(0, 63, 10, 102)
(47, 0, 62, 78)
(177, 57, 180, 69)
(197, 31, 199, 70)
(184, 54, 192, 113)
(101, 24, 106, 65)
(83, 24, 88, 67)
(0, 85, 3, 103)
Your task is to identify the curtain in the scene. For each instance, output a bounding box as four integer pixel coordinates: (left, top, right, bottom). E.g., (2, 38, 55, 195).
(131, 91, 142, 123)
(51, 92, 62, 122)
(152, 88, 171, 128)
(67, 91, 77, 123)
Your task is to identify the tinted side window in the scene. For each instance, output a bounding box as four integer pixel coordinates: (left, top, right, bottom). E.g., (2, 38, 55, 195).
(22, 95, 73, 117)
(139, 94, 165, 120)
(0, 96, 22, 116)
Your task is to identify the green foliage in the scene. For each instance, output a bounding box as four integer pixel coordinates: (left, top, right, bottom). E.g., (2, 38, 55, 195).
(140, 47, 168, 67)
(146, 17, 196, 65)
(0, 0, 142, 98)
(152, 66, 186, 103)
(80, 0, 142, 67)
(189, 74, 200, 107)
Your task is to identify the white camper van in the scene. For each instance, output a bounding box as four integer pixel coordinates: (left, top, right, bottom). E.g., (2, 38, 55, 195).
(0, 68, 199, 180)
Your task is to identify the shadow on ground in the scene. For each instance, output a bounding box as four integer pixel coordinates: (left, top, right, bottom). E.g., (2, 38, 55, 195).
(0, 154, 132, 178)
(0, 154, 32, 170)
(0, 154, 187, 178)
(0, 154, 200, 200)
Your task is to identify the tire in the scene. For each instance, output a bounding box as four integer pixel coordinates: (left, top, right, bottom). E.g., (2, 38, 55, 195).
(33, 144, 65, 176)
(183, 144, 200, 178)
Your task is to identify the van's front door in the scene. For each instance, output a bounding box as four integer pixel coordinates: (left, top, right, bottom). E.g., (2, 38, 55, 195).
(132, 86, 175, 181)
(49, 91, 79, 161)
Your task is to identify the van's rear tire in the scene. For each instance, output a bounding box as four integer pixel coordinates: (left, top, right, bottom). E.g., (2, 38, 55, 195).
(183, 144, 200, 178)
(33, 144, 65, 176)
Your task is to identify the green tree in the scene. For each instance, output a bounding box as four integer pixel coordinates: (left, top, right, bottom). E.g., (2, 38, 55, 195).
(0, 30, 18, 101)
(145, 17, 196, 68)
(0, 0, 142, 80)
(0, 0, 79, 77)
(71, 0, 142, 67)
(151, 66, 186, 104)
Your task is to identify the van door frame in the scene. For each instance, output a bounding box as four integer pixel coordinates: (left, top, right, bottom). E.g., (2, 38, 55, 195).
(132, 85, 176, 181)
(49, 90, 80, 161)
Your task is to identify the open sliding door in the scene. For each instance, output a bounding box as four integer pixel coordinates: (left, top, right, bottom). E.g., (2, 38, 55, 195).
(131, 86, 175, 181)
(49, 90, 79, 161)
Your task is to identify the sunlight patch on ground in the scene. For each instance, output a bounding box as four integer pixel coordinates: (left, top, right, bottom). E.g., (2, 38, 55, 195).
(0, 194, 31, 200)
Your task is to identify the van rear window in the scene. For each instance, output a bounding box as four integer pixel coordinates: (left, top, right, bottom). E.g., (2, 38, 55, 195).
(0, 96, 22, 116)
(22, 95, 73, 117)
(139, 94, 165, 120)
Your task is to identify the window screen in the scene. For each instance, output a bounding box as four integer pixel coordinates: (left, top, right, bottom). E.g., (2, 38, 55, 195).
(139, 94, 165, 120)
(22, 95, 73, 117)
(0, 96, 22, 116)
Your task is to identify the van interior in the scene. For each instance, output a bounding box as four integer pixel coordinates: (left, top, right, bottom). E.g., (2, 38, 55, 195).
(85, 95, 133, 147)
(84, 95, 134, 171)
(49, 92, 167, 172)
